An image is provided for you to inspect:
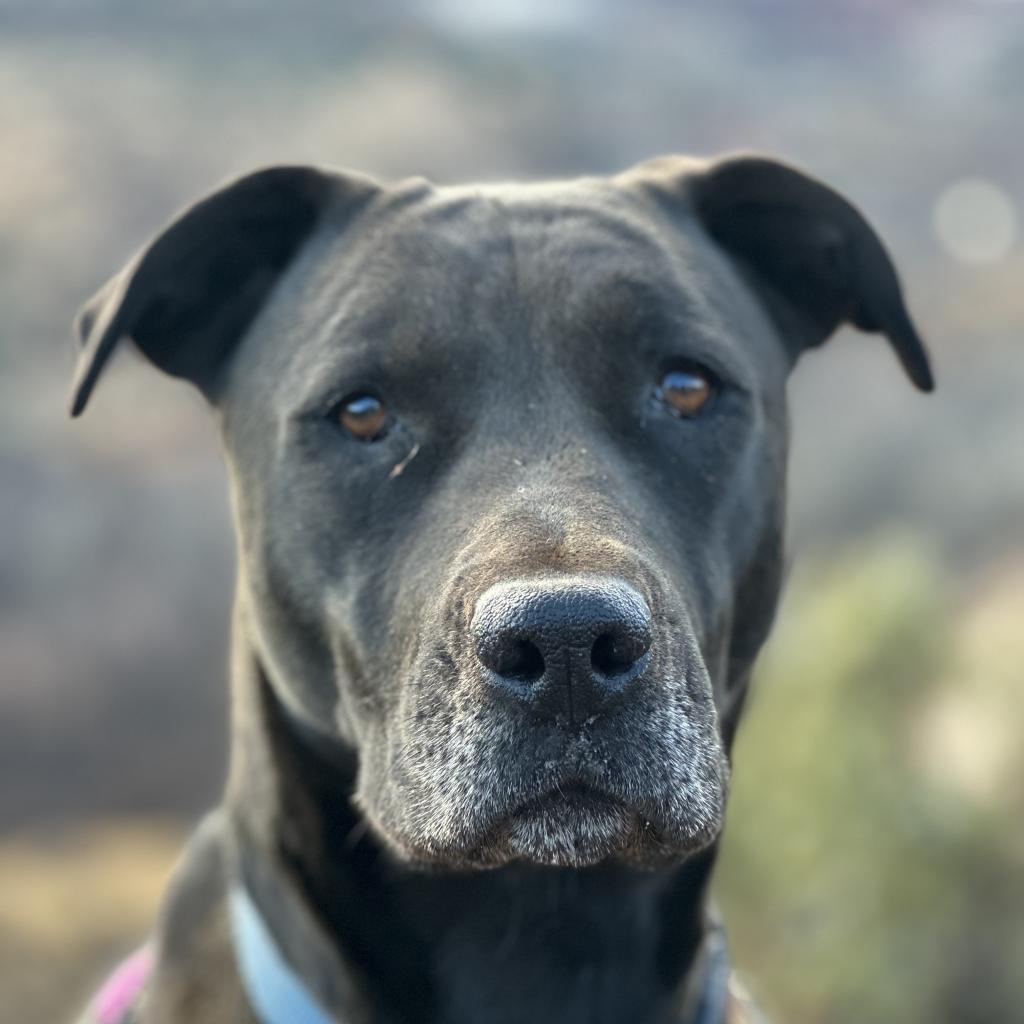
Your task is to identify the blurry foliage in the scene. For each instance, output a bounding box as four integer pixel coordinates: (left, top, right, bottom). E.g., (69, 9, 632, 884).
(0, 820, 184, 1024)
(717, 536, 1024, 1024)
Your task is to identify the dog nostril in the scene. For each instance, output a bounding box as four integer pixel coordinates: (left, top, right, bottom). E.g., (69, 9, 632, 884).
(493, 638, 546, 683)
(590, 631, 649, 678)
(472, 576, 653, 706)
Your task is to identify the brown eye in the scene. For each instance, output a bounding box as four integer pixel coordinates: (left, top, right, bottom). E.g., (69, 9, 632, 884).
(657, 367, 715, 418)
(338, 393, 391, 441)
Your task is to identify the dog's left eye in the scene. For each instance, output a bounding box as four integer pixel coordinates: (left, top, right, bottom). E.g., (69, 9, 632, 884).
(336, 393, 392, 441)
(655, 365, 717, 418)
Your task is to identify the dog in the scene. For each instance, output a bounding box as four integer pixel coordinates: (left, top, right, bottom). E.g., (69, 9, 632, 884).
(71, 152, 932, 1024)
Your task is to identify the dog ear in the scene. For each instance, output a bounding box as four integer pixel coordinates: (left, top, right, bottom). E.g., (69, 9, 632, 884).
(626, 154, 933, 391)
(70, 166, 377, 416)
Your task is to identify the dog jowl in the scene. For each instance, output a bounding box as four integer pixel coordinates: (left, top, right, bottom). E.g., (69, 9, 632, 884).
(72, 154, 931, 1024)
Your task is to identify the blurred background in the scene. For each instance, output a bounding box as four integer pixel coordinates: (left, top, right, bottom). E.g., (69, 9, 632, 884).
(1, 1, 1021, 1021)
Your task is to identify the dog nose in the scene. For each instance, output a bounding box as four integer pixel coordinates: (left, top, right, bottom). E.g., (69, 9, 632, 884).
(470, 576, 653, 720)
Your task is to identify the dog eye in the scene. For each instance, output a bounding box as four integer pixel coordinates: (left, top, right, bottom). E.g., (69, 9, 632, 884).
(337, 393, 391, 441)
(656, 366, 716, 418)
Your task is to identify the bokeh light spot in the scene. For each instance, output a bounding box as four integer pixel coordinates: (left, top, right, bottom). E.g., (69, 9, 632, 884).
(933, 177, 1017, 265)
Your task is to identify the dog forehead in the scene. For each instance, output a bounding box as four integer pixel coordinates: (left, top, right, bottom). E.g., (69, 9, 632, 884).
(228, 173, 784, 414)
(358, 178, 783, 360)
(373, 177, 688, 289)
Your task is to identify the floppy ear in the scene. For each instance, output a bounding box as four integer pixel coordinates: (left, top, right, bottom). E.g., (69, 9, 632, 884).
(70, 165, 377, 416)
(626, 153, 933, 391)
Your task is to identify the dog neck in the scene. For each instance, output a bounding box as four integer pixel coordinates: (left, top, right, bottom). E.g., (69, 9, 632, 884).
(226, 638, 722, 1024)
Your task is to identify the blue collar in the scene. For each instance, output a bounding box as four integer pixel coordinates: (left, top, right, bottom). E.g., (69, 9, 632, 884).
(692, 926, 735, 1024)
(229, 886, 334, 1024)
(230, 883, 736, 1024)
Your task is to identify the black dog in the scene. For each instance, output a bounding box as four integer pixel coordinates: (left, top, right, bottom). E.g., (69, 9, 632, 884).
(72, 153, 931, 1024)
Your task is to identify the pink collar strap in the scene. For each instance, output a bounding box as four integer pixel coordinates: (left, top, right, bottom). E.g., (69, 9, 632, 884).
(85, 945, 153, 1024)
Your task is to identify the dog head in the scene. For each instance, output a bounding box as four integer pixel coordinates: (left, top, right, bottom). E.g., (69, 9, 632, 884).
(72, 154, 931, 869)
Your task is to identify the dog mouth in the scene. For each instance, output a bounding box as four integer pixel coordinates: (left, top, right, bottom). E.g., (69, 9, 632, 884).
(513, 781, 629, 829)
(370, 721, 728, 869)
(505, 783, 637, 866)
(464, 780, 674, 869)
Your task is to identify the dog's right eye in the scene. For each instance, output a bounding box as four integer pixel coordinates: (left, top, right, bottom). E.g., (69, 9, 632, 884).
(655, 365, 717, 418)
(336, 393, 392, 441)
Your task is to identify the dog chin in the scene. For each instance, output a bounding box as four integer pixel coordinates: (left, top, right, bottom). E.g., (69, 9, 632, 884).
(454, 786, 715, 870)
(383, 797, 719, 871)
(499, 787, 639, 867)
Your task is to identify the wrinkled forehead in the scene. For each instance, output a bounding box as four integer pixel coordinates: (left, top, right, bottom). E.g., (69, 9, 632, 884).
(371, 181, 678, 289)
(230, 178, 783, 411)
(354, 180, 727, 339)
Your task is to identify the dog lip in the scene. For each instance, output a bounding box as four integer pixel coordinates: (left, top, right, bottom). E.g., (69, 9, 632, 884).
(470, 777, 634, 847)
(482, 780, 634, 865)
(514, 780, 621, 814)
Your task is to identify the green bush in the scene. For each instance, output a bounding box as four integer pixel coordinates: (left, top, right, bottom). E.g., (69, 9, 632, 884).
(716, 536, 1024, 1023)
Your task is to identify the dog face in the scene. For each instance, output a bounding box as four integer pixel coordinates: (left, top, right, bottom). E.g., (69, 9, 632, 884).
(72, 156, 931, 870)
